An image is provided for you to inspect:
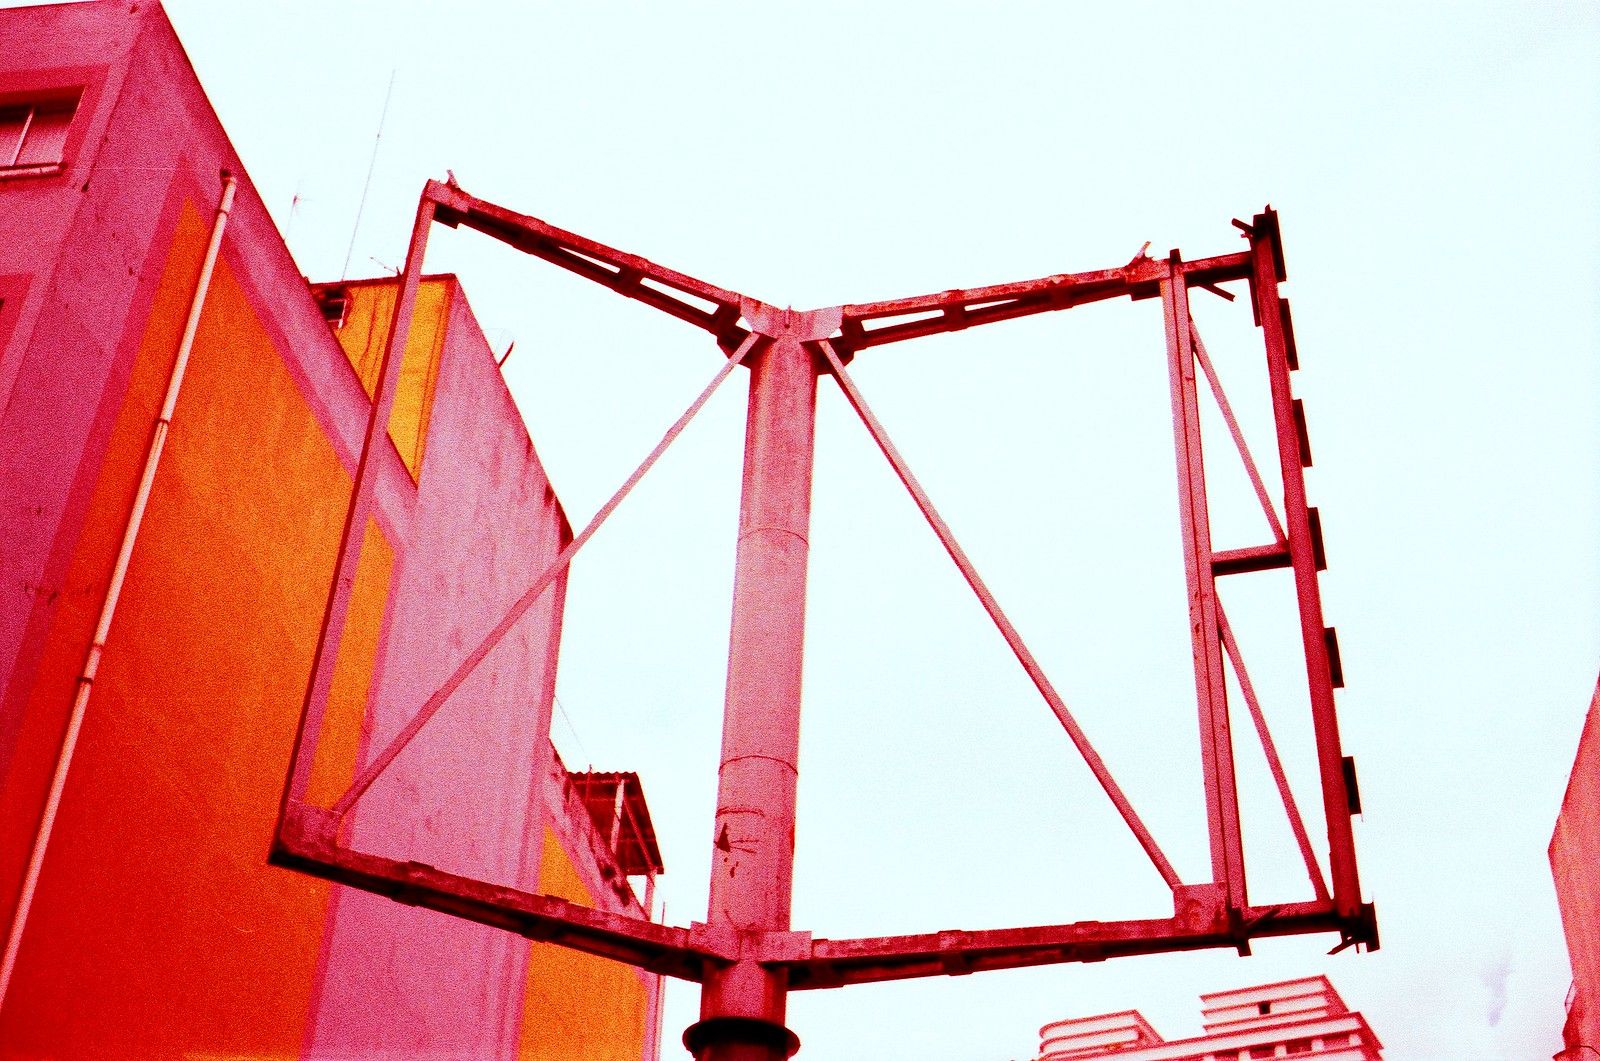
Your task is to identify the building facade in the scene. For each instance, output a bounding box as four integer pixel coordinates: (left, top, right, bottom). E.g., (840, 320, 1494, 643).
(1037, 977, 1382, 1061)
(1551, 673, 1600, 1060)
(0, 3, 660, 1057)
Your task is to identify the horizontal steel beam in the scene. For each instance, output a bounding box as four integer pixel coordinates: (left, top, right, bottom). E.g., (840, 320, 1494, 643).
(835, 252, 1252, 354)
(1211, 542, 1293, 576)
(421, 179, 1255, 359)
(275, 803, 1376, 993)
(424, 180, 751, 352)
(272, 802, 718, 983)
(772, 894, 1375, 990)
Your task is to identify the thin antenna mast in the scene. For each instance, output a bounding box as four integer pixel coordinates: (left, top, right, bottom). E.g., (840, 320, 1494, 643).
(340, 69, 397, 281)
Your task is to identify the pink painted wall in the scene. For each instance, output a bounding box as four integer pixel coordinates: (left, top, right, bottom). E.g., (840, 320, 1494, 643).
(0, 3, 163, 768)
(306, 275, 576, 1058)
(1552, 673, 1600, 1059)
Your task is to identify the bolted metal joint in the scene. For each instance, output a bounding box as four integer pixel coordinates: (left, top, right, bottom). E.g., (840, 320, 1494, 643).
(1172, 882, 1229, 934)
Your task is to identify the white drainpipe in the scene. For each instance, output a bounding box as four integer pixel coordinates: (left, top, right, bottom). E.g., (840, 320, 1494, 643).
(0, 170, 238, 1010)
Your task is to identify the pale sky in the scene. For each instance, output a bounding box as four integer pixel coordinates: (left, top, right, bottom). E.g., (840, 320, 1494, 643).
(44, 2, 1600, 1057)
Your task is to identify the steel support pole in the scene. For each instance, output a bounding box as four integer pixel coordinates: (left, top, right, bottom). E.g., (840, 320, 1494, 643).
(1248, 218, 1363, 918)
(1161, 256, 1246, 911)
(687, 318, 818, 1060)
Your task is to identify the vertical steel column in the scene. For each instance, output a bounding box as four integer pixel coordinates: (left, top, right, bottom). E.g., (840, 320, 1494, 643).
(1248, 215, 1362, 917)
(1161, 254, 1247, 910)
(686, 313, 818, 1060)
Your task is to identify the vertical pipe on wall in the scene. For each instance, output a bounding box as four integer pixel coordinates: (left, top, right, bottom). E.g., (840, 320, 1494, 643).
(0, 171, 239, 1011)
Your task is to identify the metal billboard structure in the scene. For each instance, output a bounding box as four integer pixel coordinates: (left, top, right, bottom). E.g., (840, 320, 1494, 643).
(272, 179, 1376, 1060)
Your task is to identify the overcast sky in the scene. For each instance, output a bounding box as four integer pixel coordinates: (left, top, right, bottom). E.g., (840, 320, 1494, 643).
(54, 2, 1600, 1056)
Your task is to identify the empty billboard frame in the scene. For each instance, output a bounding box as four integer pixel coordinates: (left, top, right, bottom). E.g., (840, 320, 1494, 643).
(271, 179, 1376, 1060)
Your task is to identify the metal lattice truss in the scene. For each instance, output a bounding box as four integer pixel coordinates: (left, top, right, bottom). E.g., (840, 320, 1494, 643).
(273, 180, 1375, 1001)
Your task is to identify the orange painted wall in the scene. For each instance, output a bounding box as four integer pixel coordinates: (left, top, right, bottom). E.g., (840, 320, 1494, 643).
(0, 199, 206, 929)
(0, 201, 391, 1057)
(329, 277, 450, 482)
(519, 826, 653, 1061)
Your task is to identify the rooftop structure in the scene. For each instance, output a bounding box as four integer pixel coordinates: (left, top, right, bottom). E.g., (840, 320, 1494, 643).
(1038, 977, 1382, 1061)
(569, 771, 667, 880)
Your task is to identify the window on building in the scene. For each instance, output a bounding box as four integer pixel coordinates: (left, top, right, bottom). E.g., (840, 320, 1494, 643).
(1285, 1040, 1313, 1056)
(1257, 1001, 1273, 1015)
(1, 93, 80, 177)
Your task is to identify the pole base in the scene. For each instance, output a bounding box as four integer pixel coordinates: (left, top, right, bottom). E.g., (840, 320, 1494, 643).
(683, 1016, 801, 1058)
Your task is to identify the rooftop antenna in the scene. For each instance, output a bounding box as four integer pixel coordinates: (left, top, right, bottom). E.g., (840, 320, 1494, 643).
(340, 68, 396, 282)
(285, 181, 304, 245)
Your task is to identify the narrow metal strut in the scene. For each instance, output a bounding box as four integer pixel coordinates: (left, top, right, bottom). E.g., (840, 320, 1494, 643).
(1218, 608, 1330, 902)
(330, 332, 760, 816)
(1189, 321, 1286, 544)
(817, 338, 1182, 892)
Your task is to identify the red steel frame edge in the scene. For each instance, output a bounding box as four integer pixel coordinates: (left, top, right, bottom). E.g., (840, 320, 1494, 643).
(269, 179, 1377, 1061)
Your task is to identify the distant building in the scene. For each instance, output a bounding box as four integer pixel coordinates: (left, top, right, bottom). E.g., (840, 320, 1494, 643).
(1551, 673, 1600, 1060)
(0, 2, 661, 1057)
(1037, 976, 1382, 1060)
